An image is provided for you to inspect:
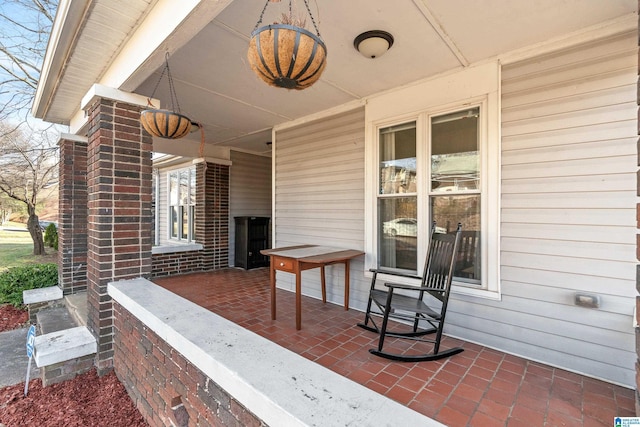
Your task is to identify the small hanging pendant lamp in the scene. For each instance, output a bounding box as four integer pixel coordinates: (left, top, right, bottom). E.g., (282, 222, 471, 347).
(247, 0, 327, 90)
(140, 53, 194, 139)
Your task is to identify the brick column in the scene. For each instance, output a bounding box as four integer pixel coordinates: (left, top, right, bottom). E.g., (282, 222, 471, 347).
(85, 97, 153, 374)
(58, 135, 88, 295)
(195, 161, 230, 270)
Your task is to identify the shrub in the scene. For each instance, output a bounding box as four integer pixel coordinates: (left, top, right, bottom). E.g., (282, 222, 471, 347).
(0, 263, 58, 307)
(43, 222, 58, 250)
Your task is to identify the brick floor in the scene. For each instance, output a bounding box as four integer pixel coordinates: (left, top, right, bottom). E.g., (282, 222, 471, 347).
(154, 268, 636, 427)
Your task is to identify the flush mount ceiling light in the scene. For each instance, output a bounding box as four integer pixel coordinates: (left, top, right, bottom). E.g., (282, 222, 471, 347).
(354, 30, 394, 58)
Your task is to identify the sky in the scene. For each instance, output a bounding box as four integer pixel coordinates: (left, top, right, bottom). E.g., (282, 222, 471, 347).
(0, 0, 61, 131)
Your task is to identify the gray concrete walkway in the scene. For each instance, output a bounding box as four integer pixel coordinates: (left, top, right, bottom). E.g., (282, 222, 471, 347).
(0, 327, 40, 388)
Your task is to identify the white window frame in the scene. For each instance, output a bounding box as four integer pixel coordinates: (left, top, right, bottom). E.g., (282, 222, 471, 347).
(364, 62, 501, 299)
(167, 166, 196, 243)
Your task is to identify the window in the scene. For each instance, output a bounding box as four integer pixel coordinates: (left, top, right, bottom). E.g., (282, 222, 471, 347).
(168, 167, 196, 242)
(430, 108, 480, 284)
(378, 122, 417, 271)
(366, 61, 500, 296)
(375, 104, 484, 288)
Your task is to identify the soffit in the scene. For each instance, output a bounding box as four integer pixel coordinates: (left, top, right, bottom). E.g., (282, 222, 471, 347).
(36, 0, 637, 156)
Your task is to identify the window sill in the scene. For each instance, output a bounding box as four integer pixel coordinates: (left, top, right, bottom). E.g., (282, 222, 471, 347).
(363, 270, 501, 301)
(152, 243, 203, 255)
(451, 283, 501, 301)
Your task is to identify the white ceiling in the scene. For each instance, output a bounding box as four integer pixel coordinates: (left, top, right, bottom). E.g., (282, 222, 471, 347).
(40, 0, 638, 156)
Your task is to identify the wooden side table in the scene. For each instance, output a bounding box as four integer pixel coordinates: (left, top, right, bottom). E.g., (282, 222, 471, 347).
(261, 245, 365, 330)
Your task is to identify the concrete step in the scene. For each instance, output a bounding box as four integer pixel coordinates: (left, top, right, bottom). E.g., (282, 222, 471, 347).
(64, 292, 87, 327)
(36, 306, 77, 334)
(33, 326, 96, 368)
(32, 296, 96, 372)
(23, 286, 62, 304)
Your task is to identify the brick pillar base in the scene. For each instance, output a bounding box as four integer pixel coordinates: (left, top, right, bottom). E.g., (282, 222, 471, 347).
(86, 97, 153, 374)
(58, 136, 88, 295)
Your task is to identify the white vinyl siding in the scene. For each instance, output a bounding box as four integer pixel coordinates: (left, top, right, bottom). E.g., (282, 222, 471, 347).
(448, 31, 637, 386)
(229, 151, 272, 266)
(273, 108, 367, 303)
(268, 32, 636, 387)
(157, 168, 169, 246)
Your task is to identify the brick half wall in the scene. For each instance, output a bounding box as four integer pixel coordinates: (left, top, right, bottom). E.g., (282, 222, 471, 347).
(151, 250, 203, 278)
(107, 277, 438, 426)
(113, 301, 264, 427)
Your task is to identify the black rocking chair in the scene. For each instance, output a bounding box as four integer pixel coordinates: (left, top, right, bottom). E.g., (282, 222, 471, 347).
(358, 223, 463, 362)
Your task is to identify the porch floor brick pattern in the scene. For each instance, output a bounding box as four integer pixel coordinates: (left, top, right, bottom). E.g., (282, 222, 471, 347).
(154, 269, 635, 427)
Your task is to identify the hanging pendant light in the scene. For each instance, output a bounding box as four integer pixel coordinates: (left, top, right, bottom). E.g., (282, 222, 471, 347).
(247, 0, 327, 90)
(140, 53, 194, 139)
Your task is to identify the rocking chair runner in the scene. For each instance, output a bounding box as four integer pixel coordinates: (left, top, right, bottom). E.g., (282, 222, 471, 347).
(358, 223, 463, 362)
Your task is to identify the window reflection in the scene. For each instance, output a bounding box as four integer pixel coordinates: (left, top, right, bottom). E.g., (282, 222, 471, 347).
(378, 122, 417, 272)
(431, 195, 481, 283)
(430, 108, 481, 284)
(431, 108, 479, 193)
(379, 198, 417, 271)
(379, 123, 416, 195)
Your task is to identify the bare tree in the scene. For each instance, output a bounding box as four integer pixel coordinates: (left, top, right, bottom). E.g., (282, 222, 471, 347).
(0, 0, 57, 125)
(0, 192, 23, 225)
(0, 123, 58, 254)
(0, 1, 60, 254)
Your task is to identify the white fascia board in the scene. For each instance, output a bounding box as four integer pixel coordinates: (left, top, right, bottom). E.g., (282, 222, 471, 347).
(152, 136, 231, 159)
(32, 0, 91, 120)
(58, 133, 88, 144)
(192, 157, 232, 167)
(69, 108, 88, 135)
(80, 84, 156, 111)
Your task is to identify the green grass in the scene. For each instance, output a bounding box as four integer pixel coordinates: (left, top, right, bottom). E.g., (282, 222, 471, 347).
(0, 226, 58, 307)
(0, 227, 57, 273)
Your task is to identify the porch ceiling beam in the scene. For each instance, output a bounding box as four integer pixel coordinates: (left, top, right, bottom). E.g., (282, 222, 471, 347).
(110, 0, 236, 93)
(412, 0, 470, 68)
(68, 0, 236, 134)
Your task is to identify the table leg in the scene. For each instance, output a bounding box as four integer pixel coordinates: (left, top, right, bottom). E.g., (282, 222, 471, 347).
(321, 265, 326, 303)
(270, 258, 276, 320)
(295, 266, 302, 330)
(344, 259, 350, 310)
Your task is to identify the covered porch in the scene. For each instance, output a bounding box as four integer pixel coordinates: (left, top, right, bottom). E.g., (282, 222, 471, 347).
(153, 268, 634, 426)
(32, 0, 639, 424)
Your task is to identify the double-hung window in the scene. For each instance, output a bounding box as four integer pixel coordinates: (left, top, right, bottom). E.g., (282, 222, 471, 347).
(168, 167, 196, 242)
(375, 103, 489, 291)
(367, 61, 500, 296)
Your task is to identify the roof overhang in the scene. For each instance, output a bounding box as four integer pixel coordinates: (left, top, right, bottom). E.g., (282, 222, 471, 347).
(33, 0, 637, 156)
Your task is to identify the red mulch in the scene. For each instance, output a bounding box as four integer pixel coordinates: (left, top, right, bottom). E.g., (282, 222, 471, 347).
(0, 369, 148, 427)
(0, 305, 149, 427)
(0, 305, 28, 333)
